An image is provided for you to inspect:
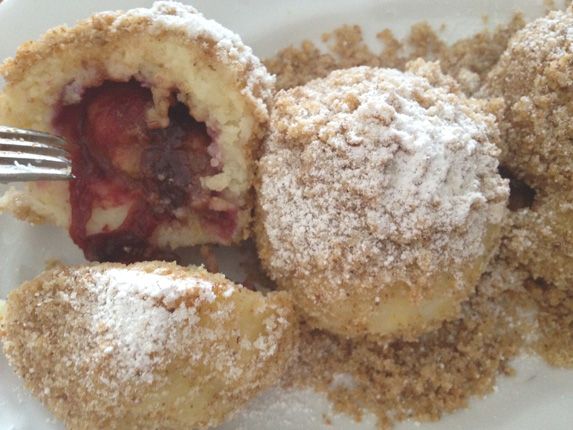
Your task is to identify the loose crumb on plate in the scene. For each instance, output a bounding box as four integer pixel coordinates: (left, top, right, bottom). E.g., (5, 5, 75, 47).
(282, 258, 535, 429)
(264, 16, 526, 96)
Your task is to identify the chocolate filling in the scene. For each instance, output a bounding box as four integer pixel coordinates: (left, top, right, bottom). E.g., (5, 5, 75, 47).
(54, 80, 237, 262)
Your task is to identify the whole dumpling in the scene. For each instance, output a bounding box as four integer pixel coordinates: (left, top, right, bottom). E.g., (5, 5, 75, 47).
(256, 62, 508, 339)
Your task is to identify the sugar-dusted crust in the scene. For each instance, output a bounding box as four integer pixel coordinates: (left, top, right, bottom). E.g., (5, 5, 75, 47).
(0, 2, 273, 111)
(255, 62, 508, 339)
(2, 261, 298, 430)
(260, 13, 573, 427)
(0, 1, 275, 246)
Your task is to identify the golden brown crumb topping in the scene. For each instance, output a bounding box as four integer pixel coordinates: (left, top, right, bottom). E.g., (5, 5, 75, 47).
(1, 1, 274, 121)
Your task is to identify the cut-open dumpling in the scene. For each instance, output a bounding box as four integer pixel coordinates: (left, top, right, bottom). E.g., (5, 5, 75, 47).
(0, 261, 297, 430)
(0, 1, 274, 262)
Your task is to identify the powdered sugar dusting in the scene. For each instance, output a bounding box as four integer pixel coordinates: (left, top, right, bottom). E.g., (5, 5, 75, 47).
(92, 267, 219, 306)
(259, 63, 508, 285)
(85, 267, 226, 384)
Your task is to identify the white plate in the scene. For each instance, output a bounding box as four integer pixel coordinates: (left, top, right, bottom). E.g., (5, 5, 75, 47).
(0, 1, 572, 429)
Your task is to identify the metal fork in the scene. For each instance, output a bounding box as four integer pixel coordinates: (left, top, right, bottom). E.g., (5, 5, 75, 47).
(0, 126, 73, 182)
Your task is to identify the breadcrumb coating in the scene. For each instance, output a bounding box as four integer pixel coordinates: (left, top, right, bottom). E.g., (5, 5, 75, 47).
(1, 4, 572, 430)
(504, 191, 573, 290)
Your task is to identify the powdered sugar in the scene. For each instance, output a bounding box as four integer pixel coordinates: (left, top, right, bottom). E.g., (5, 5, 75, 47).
(91, 267, 219, 305)
(259, 63, 508, 284)
(84, 267, 227, 384)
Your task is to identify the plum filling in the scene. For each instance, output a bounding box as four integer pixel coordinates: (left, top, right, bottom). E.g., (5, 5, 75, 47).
(53, 80, 237, 262)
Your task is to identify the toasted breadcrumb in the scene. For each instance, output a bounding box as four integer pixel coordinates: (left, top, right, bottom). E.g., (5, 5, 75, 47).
(0, 5, 571, 430)
(525, 279, 573, 367)
(265, 16, 525, 96)
(481, 8, 573, 192)
(286, 267, 531, 428)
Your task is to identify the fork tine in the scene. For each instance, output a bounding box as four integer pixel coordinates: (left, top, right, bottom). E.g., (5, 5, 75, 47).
(0, 154, 72, 179)
(0, 150, 71, 165)
(0, 167, 73, 182)
(0, 138, 71, 158)
(0, 126, 74, 182)
(0, 128, 70, 158)
(0, 126, 67, 146)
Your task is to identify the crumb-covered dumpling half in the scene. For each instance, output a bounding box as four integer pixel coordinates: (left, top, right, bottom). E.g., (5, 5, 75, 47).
(481, 6, 573, 292)
(481, 6, 573, 192)
(0, 1, 274, 262)
(0, 262, 297, 430)
(256, 62, 509, 339)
